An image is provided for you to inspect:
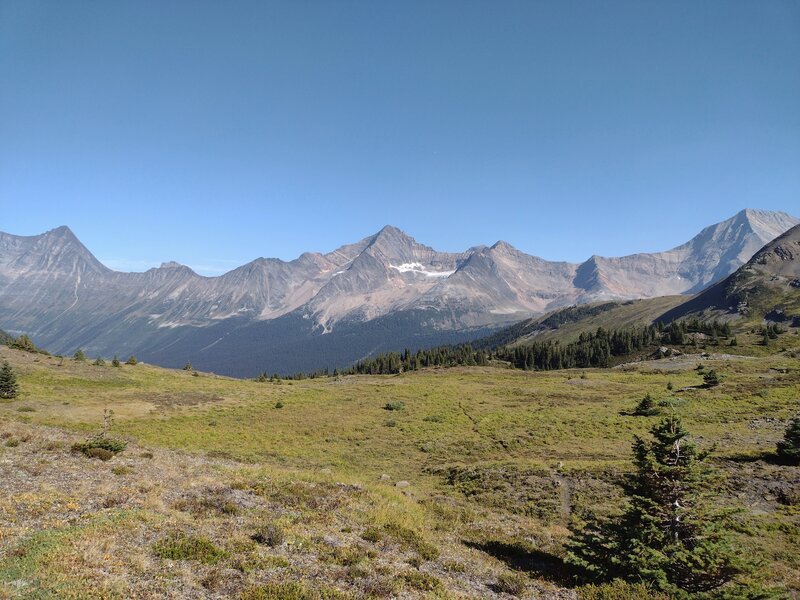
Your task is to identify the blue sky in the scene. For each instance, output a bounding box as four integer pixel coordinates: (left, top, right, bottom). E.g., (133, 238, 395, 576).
(1, 1, 798, 275)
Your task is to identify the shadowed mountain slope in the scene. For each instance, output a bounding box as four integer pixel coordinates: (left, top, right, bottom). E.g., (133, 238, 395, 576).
(659, 223, 800, 325)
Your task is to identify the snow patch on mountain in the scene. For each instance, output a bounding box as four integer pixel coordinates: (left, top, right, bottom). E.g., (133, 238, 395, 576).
(390, 262, 455, 278)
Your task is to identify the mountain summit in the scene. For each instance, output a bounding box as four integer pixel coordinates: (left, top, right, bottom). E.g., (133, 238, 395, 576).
(659, 222, 800, 323)
(0, 209, 797, 376)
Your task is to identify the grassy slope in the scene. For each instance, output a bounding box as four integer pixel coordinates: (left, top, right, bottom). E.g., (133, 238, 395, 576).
(487, 296, 686, 348)
(1, 334, 799, 598)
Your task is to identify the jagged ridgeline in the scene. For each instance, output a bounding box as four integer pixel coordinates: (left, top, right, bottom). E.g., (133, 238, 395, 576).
(0, 209, 797, 376)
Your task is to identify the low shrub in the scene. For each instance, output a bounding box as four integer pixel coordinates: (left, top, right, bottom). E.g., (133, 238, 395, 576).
(495, 571, 528, 596)
(383, 401, 405, 411)
(423, 414, 445, 423)
(173, 488, 239, 516)
(252, 522, 285, 547)
(72, 437, 127, 460)
(152, 533, 227, 564)
(397, 570, 444, 593)
(328, 544, 372, 566)
(383, 522, 440, 561)
(85, 447, 114, 460)
(577, 579, 671, 600)
(361, 526, 383, 543)
(443, 560, 466, 572)
(241, 582, 349, 600)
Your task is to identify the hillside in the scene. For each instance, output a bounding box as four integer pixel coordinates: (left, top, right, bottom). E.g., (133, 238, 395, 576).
(475, 225, 800, 354)
(659, 223, 800, 325)
(1, 343, 798, 598)
(474, 296, 686, 349)
(0, 209, 796, 376)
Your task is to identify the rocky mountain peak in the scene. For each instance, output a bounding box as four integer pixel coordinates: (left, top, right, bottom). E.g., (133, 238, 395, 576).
(738, 208, 799, 242)
(367, 225, 416, 250)
(44, 225, 78, 239)
(489, 240, 515, 253)
(1, 209, 798, 375)
(159, 261, 186, 269)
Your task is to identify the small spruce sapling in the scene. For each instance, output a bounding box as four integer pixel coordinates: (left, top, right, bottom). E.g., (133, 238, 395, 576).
(703, 369, 720, 387)
(567, 416, 750, 596)
(777, 415, 800, 464)
(633, 393, 657, 416)
(0, 361, 19, 399)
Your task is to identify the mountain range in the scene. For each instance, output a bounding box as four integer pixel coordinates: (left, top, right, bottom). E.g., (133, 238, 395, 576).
(659, 221, 800, 324)
(0, 208, 797, 376)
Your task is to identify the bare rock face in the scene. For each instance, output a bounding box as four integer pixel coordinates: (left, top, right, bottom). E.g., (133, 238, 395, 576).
(572, 209, 800, 299)
(658, 223, 800, 324)
(0, 209, 797, 376)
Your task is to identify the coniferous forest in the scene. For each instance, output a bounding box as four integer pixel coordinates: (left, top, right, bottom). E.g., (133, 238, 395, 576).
(337, 319, 738, 377)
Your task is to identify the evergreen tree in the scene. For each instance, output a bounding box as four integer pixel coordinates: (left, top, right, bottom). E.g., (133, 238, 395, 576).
(93, 357, 105, 366)
(0, 360, 19, 399)
(10, 334, 36, 353)
(776, 415, 800, 465)
(183, 362, 193, 371)
(74, 348, 86, 362)
(703, 370, 720, 387)
(125, 355, 138, 365)
(111, 355, 121, 367)
(633, 393, 657, 416)
(567, 417, 748, 596)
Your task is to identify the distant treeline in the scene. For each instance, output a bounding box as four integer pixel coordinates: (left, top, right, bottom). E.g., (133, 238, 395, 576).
(662, 318, 732, 344)
(347, 345, 490, 375)
(496, 325, 660, 370)
(472, 302, 623, 350)
(331, 323, 665, 376)
(254, 318, 746, 379)
(4, 334, 50, 355)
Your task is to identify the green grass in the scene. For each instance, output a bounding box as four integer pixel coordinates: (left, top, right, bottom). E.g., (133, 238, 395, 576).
(1, 335, 799, 597)
(3, 343, 799, 485)
(152, 533, 228, 564)
(0, 510, 139, 599)
(512, 296, 687, 346)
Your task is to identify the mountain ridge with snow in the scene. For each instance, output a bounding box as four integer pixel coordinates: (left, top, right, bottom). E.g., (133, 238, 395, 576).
(0, 208, 797, 376)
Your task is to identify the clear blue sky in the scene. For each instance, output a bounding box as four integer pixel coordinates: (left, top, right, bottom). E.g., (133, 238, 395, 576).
(2, 1, 798, 275)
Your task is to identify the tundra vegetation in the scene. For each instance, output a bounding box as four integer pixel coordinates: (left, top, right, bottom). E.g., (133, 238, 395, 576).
(0, 323, 798, 598)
